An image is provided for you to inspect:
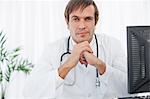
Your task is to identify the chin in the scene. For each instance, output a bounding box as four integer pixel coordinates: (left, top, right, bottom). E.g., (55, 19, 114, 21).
(77, 38, 89, 43)
(75, 34, 91, 43)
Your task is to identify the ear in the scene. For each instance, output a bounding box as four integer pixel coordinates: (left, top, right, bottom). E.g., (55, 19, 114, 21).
(65, 18, 69, 25)
(65, 18, 69, 29)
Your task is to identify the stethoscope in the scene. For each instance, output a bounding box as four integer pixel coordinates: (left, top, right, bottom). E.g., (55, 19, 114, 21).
(60, 34, 100, 87)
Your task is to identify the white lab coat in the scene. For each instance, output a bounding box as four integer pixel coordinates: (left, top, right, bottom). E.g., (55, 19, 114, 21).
(23, 33, 128, 99)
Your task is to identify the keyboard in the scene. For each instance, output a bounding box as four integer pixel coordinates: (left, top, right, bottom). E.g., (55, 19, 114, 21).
(118, 95, 150, 99)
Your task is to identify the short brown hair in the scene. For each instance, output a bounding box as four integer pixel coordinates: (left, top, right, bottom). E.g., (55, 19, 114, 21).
(64, 0, 99, 25)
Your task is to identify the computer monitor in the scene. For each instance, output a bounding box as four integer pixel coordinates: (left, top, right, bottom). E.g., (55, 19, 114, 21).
(127, 26, 150, 94)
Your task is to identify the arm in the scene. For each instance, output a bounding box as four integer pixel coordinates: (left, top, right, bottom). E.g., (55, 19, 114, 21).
(23, 41, 93, 98)
(98, 36, 128, 97)
(58, 41, 93, 79)
(82, 35, 128, 97)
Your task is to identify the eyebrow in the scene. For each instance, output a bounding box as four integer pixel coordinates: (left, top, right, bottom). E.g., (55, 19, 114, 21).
(85, 16, 94, 19)
(71, 15, 94, 19)
(71, 15, 78, 19)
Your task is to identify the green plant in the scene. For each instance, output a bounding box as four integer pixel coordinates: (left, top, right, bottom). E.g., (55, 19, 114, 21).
(0, 68, 2, 82)
(4, 47, 33, 82)
(0, 31, 33, 98)
(0, 31, 6, 83)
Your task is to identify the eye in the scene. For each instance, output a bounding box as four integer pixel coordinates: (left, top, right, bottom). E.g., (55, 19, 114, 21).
(85, 17, 93, 21)
(72, 17, 79, 22)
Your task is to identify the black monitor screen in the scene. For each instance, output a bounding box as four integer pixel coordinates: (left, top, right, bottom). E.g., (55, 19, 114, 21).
(127, 26, 150, 94)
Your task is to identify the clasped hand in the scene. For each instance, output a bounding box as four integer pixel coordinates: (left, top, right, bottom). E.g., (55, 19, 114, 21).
(66, 41, 106, 75)
(59, 41, 106, 79)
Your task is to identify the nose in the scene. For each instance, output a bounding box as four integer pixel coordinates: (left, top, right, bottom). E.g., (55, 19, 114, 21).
(78, 20, 86, 30)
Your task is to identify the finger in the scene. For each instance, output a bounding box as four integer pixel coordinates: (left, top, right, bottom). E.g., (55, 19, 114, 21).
(79, 41, 92, 49)
(79, 58, 84, 64)
(80, 53, 84, 59)
(80, 54, 88, 63)
(80, 52, 88, 61)
(83, 51, 93, 59)
(80, 52, 84, 57)
(82, 46, 93, 53)
(79, 59, 88, 65)
(73, 41, 93, 58)
(82, 61, 88, 65)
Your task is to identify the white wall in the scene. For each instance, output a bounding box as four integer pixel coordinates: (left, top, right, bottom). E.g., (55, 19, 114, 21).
(0, 1, 68, 64)
(97, 0, 150, 54)
(0, 0, 150, 64)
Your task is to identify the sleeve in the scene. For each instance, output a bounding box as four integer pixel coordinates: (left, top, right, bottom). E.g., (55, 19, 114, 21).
(23, 44, 65, 98)
(55, 69, 64, 89)
(98, 37, 129, 97)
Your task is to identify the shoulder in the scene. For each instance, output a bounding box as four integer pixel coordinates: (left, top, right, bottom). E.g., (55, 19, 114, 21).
(49, 37, 68, 49)
(96, 33, 124, 55)
(43, 37, 69, 55)
(39, 37, 69, 64)
(96, 33, 120, 45)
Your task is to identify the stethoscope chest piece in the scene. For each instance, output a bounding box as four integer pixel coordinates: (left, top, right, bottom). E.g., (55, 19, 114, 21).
(96, 77, 100, 87)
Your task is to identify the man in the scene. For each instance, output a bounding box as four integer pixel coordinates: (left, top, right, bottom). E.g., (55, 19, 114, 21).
(24, 0, 128, 99)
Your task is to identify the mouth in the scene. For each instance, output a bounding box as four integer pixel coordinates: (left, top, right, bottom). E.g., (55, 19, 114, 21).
(77, 32, 88, 37)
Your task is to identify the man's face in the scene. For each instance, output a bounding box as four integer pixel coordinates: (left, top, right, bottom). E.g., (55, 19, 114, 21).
(67, 5, 96, 43)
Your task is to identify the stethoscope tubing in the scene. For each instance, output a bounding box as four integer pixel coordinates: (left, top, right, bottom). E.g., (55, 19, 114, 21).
(60, 34, 100, 87)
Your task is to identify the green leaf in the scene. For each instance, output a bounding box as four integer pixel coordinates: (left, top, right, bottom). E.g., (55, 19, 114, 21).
(1, 39, 6, 48)
(0, 31, 3, 37)
(0, 69, 3, 82)
(13, 47, 21, 52)
(5, 71, 11, 82)
(0, 34, 6, 47)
